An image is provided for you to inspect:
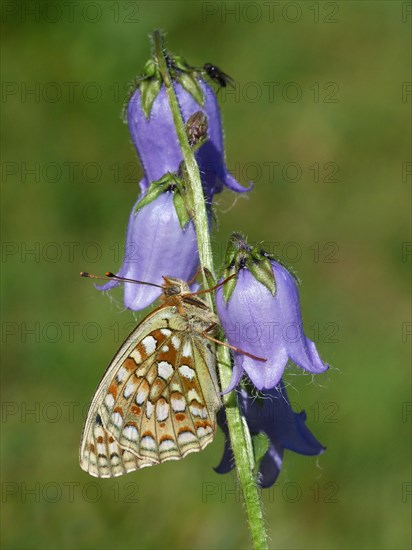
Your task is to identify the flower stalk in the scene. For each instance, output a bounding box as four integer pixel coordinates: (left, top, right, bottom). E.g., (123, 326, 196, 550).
(152, 30, 268, 549)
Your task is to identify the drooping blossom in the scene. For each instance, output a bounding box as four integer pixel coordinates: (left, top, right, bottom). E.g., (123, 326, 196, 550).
(97, 190, 198, 310)
(215, 381, 325, 488)
(127, 68, 251, 202)
(216, 234, 329, 391)
(98, 58, 251, 311)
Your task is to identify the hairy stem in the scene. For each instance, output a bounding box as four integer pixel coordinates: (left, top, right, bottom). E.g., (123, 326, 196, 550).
(152, 30, 268, 549)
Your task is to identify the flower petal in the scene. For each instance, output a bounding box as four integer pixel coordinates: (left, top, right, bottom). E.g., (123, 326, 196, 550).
(214, 438, 235, 474)
(271, 262, 329, 376)
(216, 268, 290, 391)
(214, 409, 235, 473)
(215, 383, 325, 488)
(222, 358, 245, 394)
(262, 382, 325, 456)
(94, 193, 142, 292)
(258, 441, 283, 489)
(128, 81, 251, 201)
(289, 337, 329, 375)
(281, 411, 326, 456)
(237, 348, 288, 391)
(138, 176, 149, 194)
(224, 173, 253, 193)
(96, 191, 199, 311)
(94, 278, 120, 292)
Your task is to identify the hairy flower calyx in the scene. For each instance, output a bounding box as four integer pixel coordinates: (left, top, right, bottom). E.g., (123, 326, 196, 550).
(222, 233, 298, 303)
(134, 172, 194, 229)
(127, 53, 204, 118)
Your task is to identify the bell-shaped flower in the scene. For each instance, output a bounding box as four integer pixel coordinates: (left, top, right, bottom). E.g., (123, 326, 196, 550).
(215, 381, 325, 488)
(215, 234, 329, 391)
(97, 185, 199, 311)
(127, 56, 251, 202)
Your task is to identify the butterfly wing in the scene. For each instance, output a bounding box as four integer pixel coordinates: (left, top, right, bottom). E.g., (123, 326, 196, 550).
(79, 412, 155, 477)
(80, 304, 221, 478)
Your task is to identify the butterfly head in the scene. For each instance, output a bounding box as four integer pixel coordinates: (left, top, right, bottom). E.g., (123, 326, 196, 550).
(162, 276, 191, 297)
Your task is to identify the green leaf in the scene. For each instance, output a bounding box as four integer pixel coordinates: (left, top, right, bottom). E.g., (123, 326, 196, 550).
(247, 257, 276, 296)
(139, 77, 162, 118)
(173, 189, 190, 229)
(223, 265, 238, 303)
(252, 433, 270, 476)
(176, 72, 204, 106)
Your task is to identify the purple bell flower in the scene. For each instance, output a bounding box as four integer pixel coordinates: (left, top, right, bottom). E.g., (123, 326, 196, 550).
(127, 80, 251, 202)
(97, 191, 198, 310)
(215, 237, 329, 391)
(215, 382, 325, 488)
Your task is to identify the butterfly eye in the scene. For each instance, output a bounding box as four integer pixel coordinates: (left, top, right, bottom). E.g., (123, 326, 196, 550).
(168, 285, 181, 295)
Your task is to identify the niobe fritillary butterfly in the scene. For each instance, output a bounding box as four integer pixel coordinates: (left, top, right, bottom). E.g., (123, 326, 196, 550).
(79, 271, 264, 478)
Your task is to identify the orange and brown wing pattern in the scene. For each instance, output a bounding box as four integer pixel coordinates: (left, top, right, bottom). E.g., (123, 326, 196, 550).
(80, 412, 155, 478)
(79, 304, 221, 478)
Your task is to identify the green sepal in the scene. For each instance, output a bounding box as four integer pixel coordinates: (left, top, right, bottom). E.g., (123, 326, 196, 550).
(221, 233, 279, 301)
(172, 55, 191, 72)
(252, 433, 270, 476)
(139, 77, 162, 118)
(223, 264, 238, 303)
(224, 236, 239, 267)
(247, 254, 276, 296)
(173, 188, 191, 229)
(143, 59, 157, 78)
(133, 179, 169, 214)
(203, 267, 217, 290)
(246, 258, 276, 296)
(175, 72, 204, 106)
(133, 173, 193, 230)
(263, 251, 300, 286)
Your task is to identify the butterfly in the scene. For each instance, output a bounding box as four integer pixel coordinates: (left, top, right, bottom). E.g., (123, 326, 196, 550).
(79, 274, 222, 478)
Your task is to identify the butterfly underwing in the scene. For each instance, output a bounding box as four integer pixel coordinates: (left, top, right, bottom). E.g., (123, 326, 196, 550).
(79, 277, 222, 478)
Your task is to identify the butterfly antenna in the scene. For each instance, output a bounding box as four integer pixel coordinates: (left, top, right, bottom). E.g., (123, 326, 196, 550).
(80, 271, 164, 289)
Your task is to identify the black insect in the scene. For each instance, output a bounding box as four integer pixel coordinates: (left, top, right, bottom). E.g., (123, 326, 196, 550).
(203, 63, 235, 89)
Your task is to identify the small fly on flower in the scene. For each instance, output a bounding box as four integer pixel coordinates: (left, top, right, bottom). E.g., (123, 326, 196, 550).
(203, 63, 235, 89)
(79, 271, 265, 478)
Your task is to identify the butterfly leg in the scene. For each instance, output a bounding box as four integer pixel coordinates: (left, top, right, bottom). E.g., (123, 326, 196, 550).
(187, 266, 202, 286)
(187, 266, 216, 288)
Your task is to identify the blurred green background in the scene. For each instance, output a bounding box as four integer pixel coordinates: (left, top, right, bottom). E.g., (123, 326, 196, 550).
(1, 1, 410, 548)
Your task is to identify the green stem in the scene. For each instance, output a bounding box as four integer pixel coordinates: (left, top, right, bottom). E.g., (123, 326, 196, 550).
(152, 30, 268, 550)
